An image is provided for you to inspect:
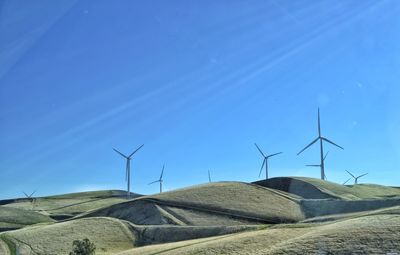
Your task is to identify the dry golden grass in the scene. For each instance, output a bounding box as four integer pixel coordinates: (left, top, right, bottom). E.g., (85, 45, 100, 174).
(2, 217, 135, 255)
(86, 182, 304, 225)
(0, 217, 260, 254)
(2, 190, 129, 218)
(302, 205, 400, 223)
(287, 177, 400, 200)
(117, 227, 308, 255)
(1, 181, 399, 255)
(158, 205, 259, 225)
(127, 223, 262, 247)
(117, 214, 400, 255)
(268, 214, 400, 254)
(256, 177, 400, 200)
(0, 206, 54, 231)
(46, 190, 132, 199)
(78, 199, 177, 225)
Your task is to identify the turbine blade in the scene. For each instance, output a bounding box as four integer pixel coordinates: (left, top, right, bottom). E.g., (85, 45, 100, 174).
(23, 192, 29, 198)
(113, 148, 128, 158)
(323, 151, 329, 160)
(297, 137, 319, 155)
(160, 165, 165, 180)
(306, 164, 320, 167)
(343, 178, 351, 185)
(254, 143, 265, 157)
(357, 173, 368, 178)
(148, 180, 159, 185)
(346, 170, 356, 179)
(267, 152, 283, 158)
(29, 190, 36, 197)
(258, 158, 266, 177)
(208, 170, 211, 182)
(322, 137, 344, 150)
(129, 144, 144, 158)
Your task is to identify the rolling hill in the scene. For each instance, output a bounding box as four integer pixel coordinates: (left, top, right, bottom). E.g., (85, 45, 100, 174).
(117, 214, 400, 255)
(0, 217, 135, 255)
(1, 190, 140, 220)
(80, 182, 305, 225)
(0, 207, 54, 232)
(0, 216, 260, 254)
(0, 178, 399, 254)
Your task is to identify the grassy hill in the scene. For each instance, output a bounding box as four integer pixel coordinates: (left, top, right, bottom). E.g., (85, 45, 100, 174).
(0, 207, 54, 232)
(0, 217, 260, 254)
(254, 177, 400, 200)
(0, 217, 135, 255)
(116, 214, 400, 255)
(302, 205, 400, 223)
(1, 179, 399, 254)
(81, 182, 305, 225)
(1, 190, 138, 220)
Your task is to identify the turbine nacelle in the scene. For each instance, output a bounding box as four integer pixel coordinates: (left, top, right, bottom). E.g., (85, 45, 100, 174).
(113, 144, 144, 199)
(305, 151, 329, 168)
(23, 190, 36, 199)
(149, 165, 165, 193)
(22, 191, 37, 210)
(345, 170, 368, 184)
(255, 143, 282, 180)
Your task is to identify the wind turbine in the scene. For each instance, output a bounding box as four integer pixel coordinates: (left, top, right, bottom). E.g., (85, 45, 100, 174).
(149, 165, 164, 193)
(208, 170, 212, 183)
(113, 144, 144, 199)
(22, 190, 36, 210)
(345, 170, 368, 184)
(305, 151, 329, 180)
(255, 143, 282, 180)
(297, 108, 344, 180)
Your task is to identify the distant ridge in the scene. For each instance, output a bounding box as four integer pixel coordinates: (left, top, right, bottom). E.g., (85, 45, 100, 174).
(253, 177, 400, 200)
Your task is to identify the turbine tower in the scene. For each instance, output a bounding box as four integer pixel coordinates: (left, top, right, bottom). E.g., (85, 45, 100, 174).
(149, 165, 164, 193)
(113, 144, 144, 199)
(345, 170, 368, 184)
(305, 151, 329, 180)
(297, 108, 344, 180)
(255, 143, 282, 180)
(208, 170, 212, 183)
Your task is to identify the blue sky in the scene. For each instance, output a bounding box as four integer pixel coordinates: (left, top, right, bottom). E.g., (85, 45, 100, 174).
(1, 0, 399, 199)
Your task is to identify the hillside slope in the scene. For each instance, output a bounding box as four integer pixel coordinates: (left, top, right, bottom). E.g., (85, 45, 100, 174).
(117, 214, 400, 255)
(1, 190, 139, 220)
(0, 217, 260, 254)
(0, 206, 54, 232)
(82, 182, 305, 225)
(0, 217, 135, 255)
